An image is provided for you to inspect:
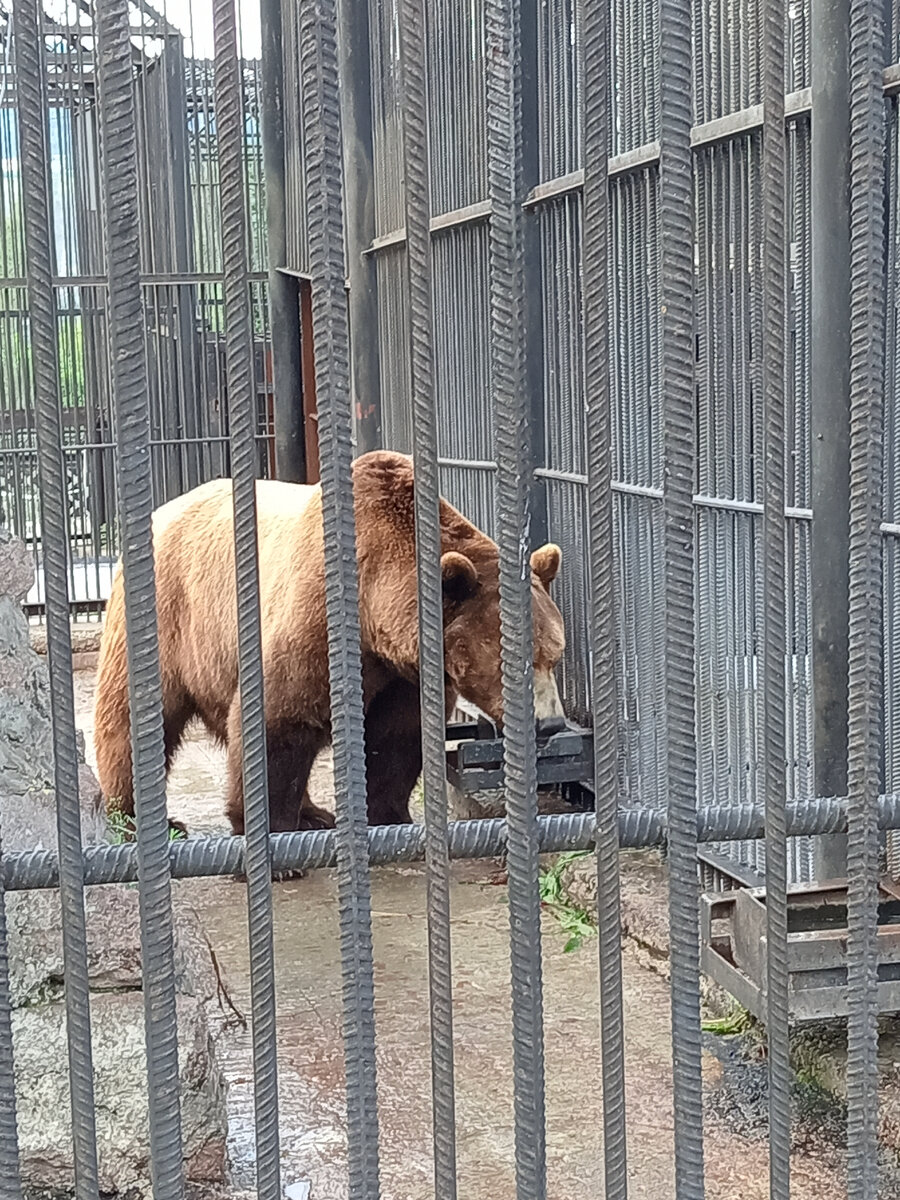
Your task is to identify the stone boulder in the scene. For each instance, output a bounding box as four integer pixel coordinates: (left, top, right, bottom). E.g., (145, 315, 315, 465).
(13, 993, 226, 1196)
(0, 528, 230, 1196)
(0, 528, 106, 853)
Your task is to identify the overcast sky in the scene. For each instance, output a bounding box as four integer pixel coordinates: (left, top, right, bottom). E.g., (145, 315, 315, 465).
(3, 0, 263, 61)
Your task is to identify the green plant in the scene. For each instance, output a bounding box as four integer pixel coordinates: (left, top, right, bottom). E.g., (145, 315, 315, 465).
(539, 850, 596, 953)
(701, 1005, 754, 1037)
(107, 808, 187, 844)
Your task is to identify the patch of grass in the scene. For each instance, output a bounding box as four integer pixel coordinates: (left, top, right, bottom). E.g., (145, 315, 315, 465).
(702, 1005, 754, 1037)
(107, 808, 187, 845)
(539, 850, 596, 953)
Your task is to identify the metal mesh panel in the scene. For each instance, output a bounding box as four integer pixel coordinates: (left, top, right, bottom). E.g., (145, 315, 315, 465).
(375, 245, 412, 452)
(282, 0, 309, 271)
(611, 0, 659, 153)
(0, 12, 272, 617)
(433, 223, 495, 532)
(536, 0, 582, 179)
(369, 0, 405, 235)
(427, 0, 487, 213)
(540, 195, 585, 477)
(692, 0, 761, 123)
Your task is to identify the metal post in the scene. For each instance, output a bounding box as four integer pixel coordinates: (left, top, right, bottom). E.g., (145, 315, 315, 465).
(336, 0, 381, 455)
(259, 0, 306, 481)
(519, 0, 548, 548)
(810, 0, 851, 880)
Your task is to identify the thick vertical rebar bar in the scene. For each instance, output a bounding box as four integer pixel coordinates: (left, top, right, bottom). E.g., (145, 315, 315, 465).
(298, 0, 381, 1195)
(211, 2, 281, 1198)
(13, 2, 98, 1197)
(94, 0, 184, 1194)
(582, 0, 627, 1196)
(659, 0, 705, 1191)
(846, 0, 885, 1187)
(485, 0, 546, 1196)
(810, 0, 851, 883)
(397, 0, 458, 1196)
(761, 0, 790, 1189)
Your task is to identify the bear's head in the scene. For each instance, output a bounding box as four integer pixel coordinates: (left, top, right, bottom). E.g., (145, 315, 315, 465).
(352, 450, 567, 727)
(440, 541, 566, 728)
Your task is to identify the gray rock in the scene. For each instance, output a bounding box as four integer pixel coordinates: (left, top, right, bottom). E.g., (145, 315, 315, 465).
(0, 531, 105, 855)
(0, 528, 36, 603)
(0, 530, 229, 1196)
(13, 993, 228, 1197)
(6, 886, 219, 1010)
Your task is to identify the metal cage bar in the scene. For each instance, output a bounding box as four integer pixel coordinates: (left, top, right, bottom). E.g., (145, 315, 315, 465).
(94, 0, 185, 1193)
(582, 0, 627, 1194)
(761, 0, 791, 1188)
(846, 0, 887, 1184)
(484, 0, 547, 1194)
(211, 0, 282, 1194)
(13, 0, 100, 1196)
(397, 0, 459, 1194)
(298, 0, 382, 1193)
(658, 0, 705, 1190)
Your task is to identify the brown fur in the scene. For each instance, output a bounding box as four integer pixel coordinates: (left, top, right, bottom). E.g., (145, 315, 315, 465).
(93, 450, 565, 834)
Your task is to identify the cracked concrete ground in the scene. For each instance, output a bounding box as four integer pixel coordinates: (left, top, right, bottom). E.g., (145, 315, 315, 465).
(73, 670, 857, 1198)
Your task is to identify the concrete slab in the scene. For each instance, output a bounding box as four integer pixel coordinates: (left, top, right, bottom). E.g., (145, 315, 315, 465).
(73, 668, 856, 1197)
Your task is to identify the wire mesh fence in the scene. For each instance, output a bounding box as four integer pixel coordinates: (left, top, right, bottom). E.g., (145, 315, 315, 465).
(0, 2, 273, 619)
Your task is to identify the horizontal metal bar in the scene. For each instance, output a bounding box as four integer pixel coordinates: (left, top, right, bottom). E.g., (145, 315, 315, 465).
(523, 169, 585, 207)
(697, 847, 763, 888)
(880, 520, 900, 536)
(274, 266, 313, 282)
(522, 148, 665, 208)
(438, 456, 497, 471)
(430, 198, 492, 233)
(366, 227, 407, 255)
(611, 479, 663, 499)
(609, 141, 663, 177)
(364, 201, 494, 255)
(785, 86, 813, 117)
(693, 492, 812, 520)
(523, 91, 813, 209)
(535, 466, 589, 486)
(884, 63, 900, 96)
(691, 104, 764, 147)
(6, 795, 900, 891)
(0, 272, 267, 288)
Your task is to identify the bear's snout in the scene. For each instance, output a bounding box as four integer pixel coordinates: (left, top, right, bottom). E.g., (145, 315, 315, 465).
(534, 668, 565, 723)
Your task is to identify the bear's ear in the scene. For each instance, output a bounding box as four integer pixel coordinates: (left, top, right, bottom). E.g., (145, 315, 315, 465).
(531, 543, 561, 588)
(441, 551, 478, 603)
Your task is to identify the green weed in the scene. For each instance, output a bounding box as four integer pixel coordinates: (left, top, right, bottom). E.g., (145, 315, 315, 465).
(701, 1005, 754, 1037)
(107, 808, 187, 844)
(539, 850, 596, 953)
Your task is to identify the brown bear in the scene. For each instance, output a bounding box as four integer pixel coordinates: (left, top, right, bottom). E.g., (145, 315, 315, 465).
(93, 450, 566, 835)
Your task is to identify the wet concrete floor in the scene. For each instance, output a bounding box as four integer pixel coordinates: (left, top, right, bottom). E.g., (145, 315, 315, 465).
(73, 671, 852, 1198)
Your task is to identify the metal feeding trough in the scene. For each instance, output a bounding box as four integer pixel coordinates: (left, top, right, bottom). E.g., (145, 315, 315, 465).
(701, 878, 900, 1023)
(444, 714, 594, 796)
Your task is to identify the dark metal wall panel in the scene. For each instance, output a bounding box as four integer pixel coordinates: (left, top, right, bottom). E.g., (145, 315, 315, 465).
(375, 244, 412, 452)
(368, 0, 405, 237)
(426, 0, 487, 213)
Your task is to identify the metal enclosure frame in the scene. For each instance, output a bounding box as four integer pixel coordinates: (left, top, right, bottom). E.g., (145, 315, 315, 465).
(0, 0, 896, 1194)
